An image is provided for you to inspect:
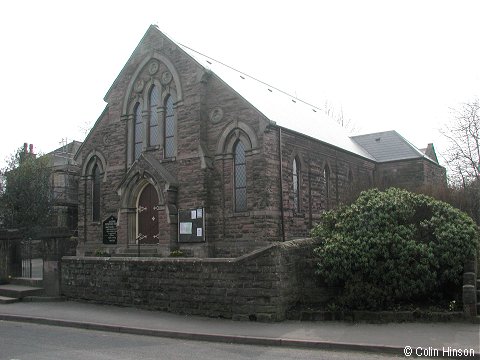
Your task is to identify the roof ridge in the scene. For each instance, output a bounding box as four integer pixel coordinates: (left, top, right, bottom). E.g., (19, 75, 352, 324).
(177, 43, 324, 112)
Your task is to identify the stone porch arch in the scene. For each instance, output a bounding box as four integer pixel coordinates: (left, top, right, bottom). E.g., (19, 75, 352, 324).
(117, 153, 178, 248)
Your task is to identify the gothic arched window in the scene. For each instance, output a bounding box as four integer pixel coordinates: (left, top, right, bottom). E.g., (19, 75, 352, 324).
(293, 158, 300, 212)
(323, 164, 330, 209)
(92, 164, 101, 222)
(234, 140, 247, 212)
(134, 102, 143, 160)
(164, 94, 176, 158)
(149, 86, 159, 146)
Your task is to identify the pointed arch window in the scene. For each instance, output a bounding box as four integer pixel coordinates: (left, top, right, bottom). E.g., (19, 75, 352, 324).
(234, 140, 247, 212)
(348, 169, 353, 184)
(92, 164, 101, 222)
(134, 103, 143, 160)
(164, 94, 176, 158)
(323, 165, 330, 209)
(293, 158, 300, 212)
(149, 86, 159, 146)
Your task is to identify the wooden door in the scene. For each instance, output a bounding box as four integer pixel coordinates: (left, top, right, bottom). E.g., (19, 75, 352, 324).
(137, 183, 159, 244)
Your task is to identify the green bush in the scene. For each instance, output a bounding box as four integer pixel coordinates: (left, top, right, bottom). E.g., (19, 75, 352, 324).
(312, 188, 479, 310)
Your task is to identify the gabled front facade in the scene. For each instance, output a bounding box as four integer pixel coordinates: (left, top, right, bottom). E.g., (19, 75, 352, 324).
(75, 26, 445, 257)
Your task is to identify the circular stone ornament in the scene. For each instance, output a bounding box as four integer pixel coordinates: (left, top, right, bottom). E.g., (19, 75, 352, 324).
(102, 134, 111, 146)
(148, 61, 159, 75)
(160, 71, 173, 85)
(134, 79, 145, 93)
(209, 107, 224, 124)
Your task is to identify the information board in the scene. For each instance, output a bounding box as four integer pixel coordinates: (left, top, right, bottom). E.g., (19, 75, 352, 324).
(178, 208, 205, 243)
(102, 215, 117, 244)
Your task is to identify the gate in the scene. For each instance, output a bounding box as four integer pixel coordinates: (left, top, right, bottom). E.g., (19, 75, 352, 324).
(10, 238, 43, 279)
(1, 228, 74, 285)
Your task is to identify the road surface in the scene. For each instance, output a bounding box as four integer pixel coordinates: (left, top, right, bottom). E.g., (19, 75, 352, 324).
(0, 320, 406, 360)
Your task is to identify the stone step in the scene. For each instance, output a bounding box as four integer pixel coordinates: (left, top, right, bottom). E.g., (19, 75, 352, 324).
(9, 277, 43, 287)
(0, 284, 44, 299)
(22, 296, 64, 303)
(111, 253, 161, 258)
(0, 295, 19, 304)
(112, 247, 160, 257)
(121, 247, 158, 253)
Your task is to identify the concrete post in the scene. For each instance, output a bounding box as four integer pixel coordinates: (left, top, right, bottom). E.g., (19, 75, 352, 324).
(40, 228, 72, 297)
(462, 253, 478, 318)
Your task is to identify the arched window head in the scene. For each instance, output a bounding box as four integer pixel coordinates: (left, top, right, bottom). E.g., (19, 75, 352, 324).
(323, 165, 330, 209)
(134, 102, 143, 160)
(164, 94, 176, 158)
(149, 86, 159, 146)
(293, 158, 300, 212)
(234, 140, 247, 212)
(92, 163, 101, 222)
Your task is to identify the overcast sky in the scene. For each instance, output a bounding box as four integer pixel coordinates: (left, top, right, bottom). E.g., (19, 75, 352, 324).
(1, 0, 479, 170)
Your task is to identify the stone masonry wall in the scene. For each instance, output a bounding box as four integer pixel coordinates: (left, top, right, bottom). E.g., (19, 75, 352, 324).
(276, 128, 376, 240)
(61, 238, 324, 321)
(375, 158, 445, 191)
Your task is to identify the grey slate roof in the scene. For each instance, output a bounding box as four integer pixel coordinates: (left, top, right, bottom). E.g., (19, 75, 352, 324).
(176, 39, 374, 160)
(351, 130, 436, 163)
(98, 26, 439, 165)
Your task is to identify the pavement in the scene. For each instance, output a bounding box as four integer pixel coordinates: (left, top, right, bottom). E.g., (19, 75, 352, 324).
(0, 300, 479, 358)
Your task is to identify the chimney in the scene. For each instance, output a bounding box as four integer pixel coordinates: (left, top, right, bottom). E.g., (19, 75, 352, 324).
(24, 143, 28, 154)
(29, 144, 33, 154)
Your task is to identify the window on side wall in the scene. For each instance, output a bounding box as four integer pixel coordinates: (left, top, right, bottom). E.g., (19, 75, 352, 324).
(234, 140, 247, 212)
(323, 165, 330, 210)
(92, 164, 101, 222)
(293, 158, 300, 212)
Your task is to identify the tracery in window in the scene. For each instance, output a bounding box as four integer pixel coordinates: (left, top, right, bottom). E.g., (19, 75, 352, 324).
(149, 86, 159, 146)
(134, 103, 143, 160)
(234, 140, 247, 212)
(164, 94, 176, 158)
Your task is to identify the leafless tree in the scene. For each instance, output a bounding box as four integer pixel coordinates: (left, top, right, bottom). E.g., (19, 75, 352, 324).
(441, 99, 480, 187)
(439, 100, 480, 224)
(323, 100, 360, 134)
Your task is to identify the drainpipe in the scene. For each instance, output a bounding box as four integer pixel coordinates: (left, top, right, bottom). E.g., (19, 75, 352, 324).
(83, 175, 87, 249)
(278, 127, 285, 242)
(308, 160, 312, 229)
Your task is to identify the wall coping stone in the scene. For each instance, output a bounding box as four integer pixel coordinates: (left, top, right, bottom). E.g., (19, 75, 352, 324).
(62, 238, 320, 264)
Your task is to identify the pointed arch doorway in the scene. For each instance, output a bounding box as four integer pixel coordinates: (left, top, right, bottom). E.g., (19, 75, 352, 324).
(137, 183, 159, 244)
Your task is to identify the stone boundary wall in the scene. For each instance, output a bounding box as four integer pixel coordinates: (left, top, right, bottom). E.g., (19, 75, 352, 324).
(61, 238, 328, 321)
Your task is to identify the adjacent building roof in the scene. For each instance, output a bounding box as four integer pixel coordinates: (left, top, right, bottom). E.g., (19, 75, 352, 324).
(351, 130, 438, 163)
(47, 140, 82, 167)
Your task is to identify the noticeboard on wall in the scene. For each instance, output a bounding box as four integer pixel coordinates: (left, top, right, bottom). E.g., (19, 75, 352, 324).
(178, 208, 205, 243)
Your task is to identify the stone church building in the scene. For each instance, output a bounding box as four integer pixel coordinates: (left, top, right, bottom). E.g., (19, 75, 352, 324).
(75, 25, 445, 257)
